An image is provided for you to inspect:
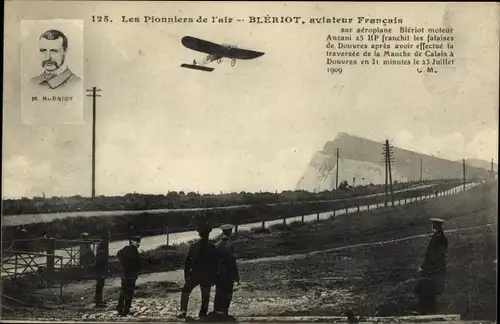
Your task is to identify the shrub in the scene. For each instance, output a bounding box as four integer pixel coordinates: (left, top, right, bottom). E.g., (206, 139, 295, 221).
(250, 226, 271, 234)
(270, 223, 289, 232)
(288, 220, 307, 229)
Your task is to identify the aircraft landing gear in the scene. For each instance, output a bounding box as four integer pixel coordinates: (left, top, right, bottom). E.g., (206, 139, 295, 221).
(231, 59, 236, 67)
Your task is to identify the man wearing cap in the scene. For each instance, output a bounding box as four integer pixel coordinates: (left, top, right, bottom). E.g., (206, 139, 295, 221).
(177, 223, 219, 319)
(116, 236, 142, 317)
(213, 224, 240, 317)
(79, 233, 95, 282)
(93, 230, 110, 308)
(415, 218, 448, 314)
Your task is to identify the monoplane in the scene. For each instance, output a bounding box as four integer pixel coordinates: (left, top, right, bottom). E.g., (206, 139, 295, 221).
(180, 36, 265, 72)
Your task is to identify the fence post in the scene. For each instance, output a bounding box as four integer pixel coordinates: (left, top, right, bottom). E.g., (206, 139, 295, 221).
(357, 205, 360, 212)
(367, 205, 370, 211)
(46, 238, 55, 285)
(69, 245, 74, 266)
(333, 210, 336, 217)
(316, 212, 320, 221)
(345, 207, 348, 214)
(262, 220, 266, 229)
(404, 197, 407, 204)
(46, 238, 55, 271)
(283, 217, 286, 225)
(165, 225, 169, 247)
(14, 254, 18, 279)
(301, 214, 304, 223)
(234, 223, 238, 234)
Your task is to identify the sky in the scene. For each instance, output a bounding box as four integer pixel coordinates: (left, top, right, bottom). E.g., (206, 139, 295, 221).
(3, 2, 499, 198)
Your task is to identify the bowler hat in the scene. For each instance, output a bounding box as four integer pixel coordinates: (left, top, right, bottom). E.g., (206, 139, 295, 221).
(197, 223, 212, 234)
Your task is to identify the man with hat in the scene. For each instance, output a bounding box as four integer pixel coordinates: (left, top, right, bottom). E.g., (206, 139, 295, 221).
(177, 222, 219, 319)
(93, 230, 110, 308)
(414, 218, 448, 314)
(79, 232, 95, 269)
(116, 236, 142, 317)
(213, 224, 240, 317)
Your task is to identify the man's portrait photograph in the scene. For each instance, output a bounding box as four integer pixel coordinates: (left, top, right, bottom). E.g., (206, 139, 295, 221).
(30, 29, 81, 90)
(20, 19, 84, 125)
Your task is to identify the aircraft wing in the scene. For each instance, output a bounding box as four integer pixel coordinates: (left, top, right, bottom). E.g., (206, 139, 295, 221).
(181, 36, 224, 55)
(224, 48, 265, 60)
(182, 36, 264, 60)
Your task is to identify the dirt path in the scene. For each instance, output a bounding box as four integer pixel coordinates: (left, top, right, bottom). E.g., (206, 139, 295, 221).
(55, 222, 494, 295)
(13, 219, 494, 321)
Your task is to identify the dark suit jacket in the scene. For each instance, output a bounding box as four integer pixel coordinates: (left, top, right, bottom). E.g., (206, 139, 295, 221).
(117, 245, 141, 279)
(215, 237, 240, 283)
(30, 67, 81, 90)
(422, 231, 448, 275)
(184, 239, 218, 285)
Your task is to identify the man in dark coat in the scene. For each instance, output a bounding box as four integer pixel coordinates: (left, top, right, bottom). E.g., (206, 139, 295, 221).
(177, 223, 219, 319)
(116, 236, 142, 317)
(213, 224, 240, 317)
(93, 231, 110, 308)
(414, 218, 448, 314)
(79, 232, 96, 269)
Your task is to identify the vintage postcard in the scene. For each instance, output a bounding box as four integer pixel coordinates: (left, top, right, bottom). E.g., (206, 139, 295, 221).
(2, 1, 498, 323)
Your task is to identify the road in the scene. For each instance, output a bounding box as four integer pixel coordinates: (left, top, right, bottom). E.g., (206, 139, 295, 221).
(3, 183, 438, 227)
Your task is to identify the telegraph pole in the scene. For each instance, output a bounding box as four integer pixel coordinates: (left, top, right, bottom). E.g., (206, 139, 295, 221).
(462, 158, 466, 190)
(420, 157, 423, 182)
(490, 159, 495, 180)
(86, 87, 102, 199)
(386, 140, 395, 207)
(336, 148, 340, 190)
(382, 142, 388, 207)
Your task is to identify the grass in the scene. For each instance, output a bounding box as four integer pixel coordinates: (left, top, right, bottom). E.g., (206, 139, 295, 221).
(3, 180, 465, 251)
(136, 181, 497, 273)
(3, 180, 444, 216)
(355, 225, 497, 320)
(224, 225, 496, 320)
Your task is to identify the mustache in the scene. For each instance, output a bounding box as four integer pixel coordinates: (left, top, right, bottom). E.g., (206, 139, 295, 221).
(42, 60, 60, 68)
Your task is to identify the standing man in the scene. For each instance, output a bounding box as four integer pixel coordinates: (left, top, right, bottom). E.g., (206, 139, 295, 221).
(213, 224, 240, 317)
(93, 230, 110, 308)
(415, 218, 448, 314)
(116, 236, 142, 317)
(177, 223, 219, 319)
(79, 232, 95, 279)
